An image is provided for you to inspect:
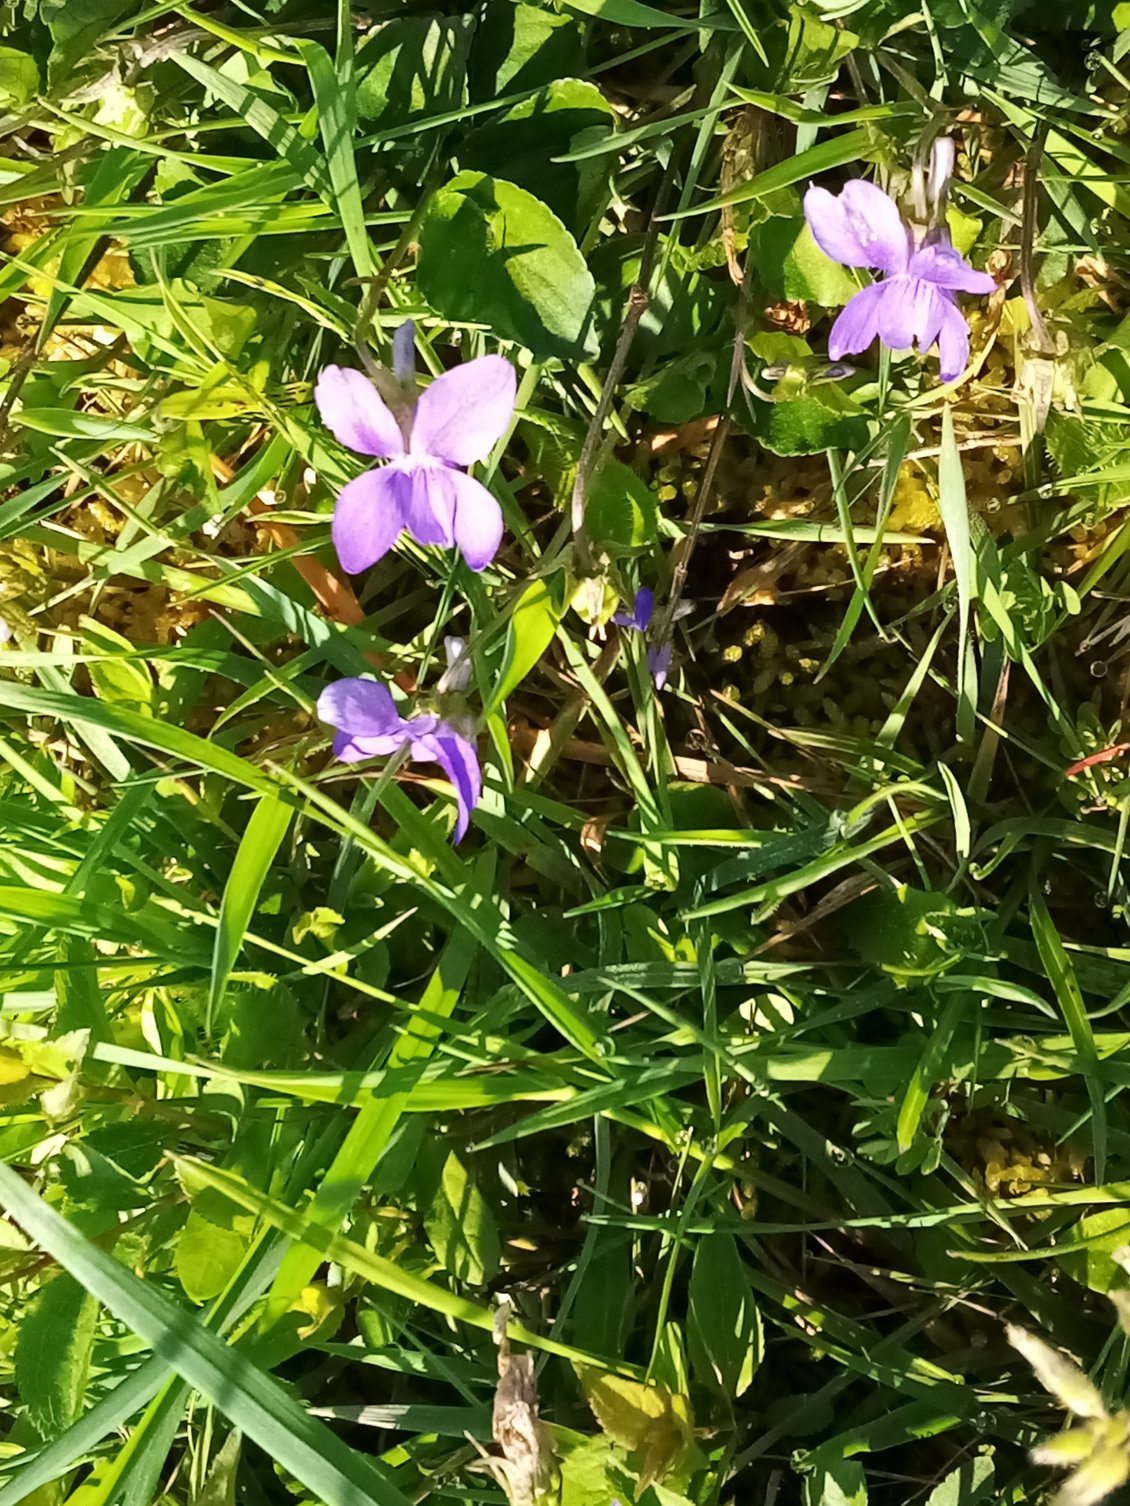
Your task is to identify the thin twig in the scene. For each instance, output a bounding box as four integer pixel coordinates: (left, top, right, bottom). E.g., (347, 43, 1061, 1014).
(569, 166, 675, 571)
(658, 247, 753, 638)
(1020, 121, 1052, 356)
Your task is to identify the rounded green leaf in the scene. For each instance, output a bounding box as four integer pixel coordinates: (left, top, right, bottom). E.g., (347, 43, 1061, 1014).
(417, 171, 599, 359)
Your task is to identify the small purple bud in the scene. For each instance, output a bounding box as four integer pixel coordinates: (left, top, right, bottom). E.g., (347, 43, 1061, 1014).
(648, 641, 673, 691)
(392, 320, 416, 387)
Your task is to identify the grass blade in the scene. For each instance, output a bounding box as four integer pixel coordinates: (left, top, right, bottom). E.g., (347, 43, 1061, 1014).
(938, 404, 978, 743)
(0, 1164, 413, 1506)
(207, 794, 293, 1036)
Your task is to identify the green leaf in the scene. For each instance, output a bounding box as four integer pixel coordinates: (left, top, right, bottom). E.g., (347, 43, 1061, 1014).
(423, 1150, 500, 1286)
(575, 1367, 695, 1486)
(81, 617, 155, 716)
(263, 857, 489, 1324)
(487, 577, 564, 712)
(559, 1436, 633, 1506)
(557, 0, 710, 27)
(356, 15, 470, 125)
(1057, 1209, 1130, 1294)
(1030, 884, 1106, 1182)
(895, 993, 967, 1153)
(924, 1458, 995, 1506)
(470, 2, 585, 98)
(588, 235, 723, 362)
(0, 47, 38, 106)
(686, 1233, 762, 1397)
(176, 1212, 249, 1306)
(678, 128, 877, 217)
(459, 78, 614, 233)
(417, 171, 599, 360)
(749, 217, 859, 306)
(16, 1275, 99, 1441)
(208, 794, 292, 1036)
(41, 0, 134, 84)
(585, 456, 659, 548)
(739, 381, 869, 457)
(0, 1162, 414, 1506)
(775, 10, 859, 90)
(303, 23, 371, 285)
(803, 1452, 868, 1506)
(195, 1428, 242, 1506)
(846, 886, 983, 984)
(13, 410, 156, 442)
(623, 351, 717, 424)
(173, 1155, 598, 1367)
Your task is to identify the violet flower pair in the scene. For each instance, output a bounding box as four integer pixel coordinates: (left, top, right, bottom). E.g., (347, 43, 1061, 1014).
(313, 328, 512, 841)
(804, 170, 996, 382)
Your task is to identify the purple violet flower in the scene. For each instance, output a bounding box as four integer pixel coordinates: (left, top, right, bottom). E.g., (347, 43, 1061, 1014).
(314, 336, 516, 575)
(317, 677, 481, 842)
(614, 587, 672, 690)
(613, 586, 654, 633)
(803, 178, 996, 382)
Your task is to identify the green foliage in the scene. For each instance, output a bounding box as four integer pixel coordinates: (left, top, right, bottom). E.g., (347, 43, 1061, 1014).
(0, 6, 1127, 1506)
(176, 1210, 248, 1305)
(585, 456, 660, 548)
(417, 171, 599, 359)
(749, 216, 860, 306)
(355, 16, 470, 126)
(686, 1233, 762, 1396)
(470, 3, 587, 98)
(16, 1274, 99, 1440)
(423, 1150, 501, 1287)
(0, 47, 37, 106)
(459, 79, 614, 233)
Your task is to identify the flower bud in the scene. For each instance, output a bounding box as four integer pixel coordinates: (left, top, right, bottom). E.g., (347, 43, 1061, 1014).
(392, 320, 416, 387)
(929, 137, 956, 213)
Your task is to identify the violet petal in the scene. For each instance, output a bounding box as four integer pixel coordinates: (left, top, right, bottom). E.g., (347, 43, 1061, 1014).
(315, 365, 405, 458)
(935, 298, 972, 381)
(909, 240, 996, 295)
(332, 466, 410, 575)
(410, 354, 517, 467)
(827, 281, 887, 361)
(804, 180, 910, 275)
(318, 678, 406, 739)
(633, 587, 655, 630)
(613, 586, 654, 631)
(420, 465, 504, 572)
(874, 276, 948, 353)
(402, 462, 456, 549)
(648, 641, 673, 691)
(332, 730, 405, 762)
(416, 729, 482, 842)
